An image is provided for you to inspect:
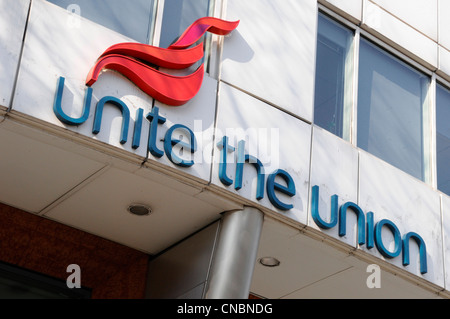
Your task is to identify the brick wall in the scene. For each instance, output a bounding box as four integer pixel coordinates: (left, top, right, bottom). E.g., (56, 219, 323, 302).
(0, 202, 149, 298)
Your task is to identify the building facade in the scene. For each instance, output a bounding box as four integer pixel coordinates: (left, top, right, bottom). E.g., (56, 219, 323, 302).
(0, 0, 450, 299)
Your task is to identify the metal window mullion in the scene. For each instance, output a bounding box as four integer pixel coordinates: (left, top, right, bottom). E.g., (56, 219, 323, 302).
(208, 0, 226, 79)
(152, 0, 165, 46)
(146, 0, 160, 45)
(350, 27, 361, 146)
(430, 73, 437, 188)
(204, 0, 218, 75)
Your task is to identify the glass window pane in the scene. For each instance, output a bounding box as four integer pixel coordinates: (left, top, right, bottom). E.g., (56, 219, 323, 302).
(357, 38, 430, 181)
(47, 0, 155, 44)
(436, 84, 450, 195)
(314, 14, 354, 139)
(159, 0, 213, 48)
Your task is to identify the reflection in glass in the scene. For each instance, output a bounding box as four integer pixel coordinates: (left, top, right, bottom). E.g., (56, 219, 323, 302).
(436, 84, 450, 195)
(159, 0, 213, 48)
(314, 14, 354, 140)
(47, 0, 155, 43)
(357, 38, 430, 181)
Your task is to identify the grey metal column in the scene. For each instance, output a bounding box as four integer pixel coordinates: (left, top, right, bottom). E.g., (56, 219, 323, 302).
(204, 206, 264, 299)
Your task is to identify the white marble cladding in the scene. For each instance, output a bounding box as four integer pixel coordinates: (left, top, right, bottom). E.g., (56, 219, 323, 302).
(12, 0, 153, 158)
(0, 0, 29, 109)
(221, 0, 317, 123)
(11, 0, 218, 182)
(309, 127, 359, 241)
(362, 0, 438, 69)
(320, 0, 450, 79)
(441, 195, 450, 290)
(358, 149, 444, 286)
(369, 0, 438, 41)
(211, 83, 312, 224)
(309, 128, 445, 288)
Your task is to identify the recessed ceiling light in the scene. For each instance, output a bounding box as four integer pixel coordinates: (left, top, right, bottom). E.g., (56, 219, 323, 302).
(127, 204, 152, 216)
(259, 257, 280, 267)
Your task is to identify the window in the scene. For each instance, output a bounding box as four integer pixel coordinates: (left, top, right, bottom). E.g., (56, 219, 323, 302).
(48, 0, 215, 70)
(436, 84, 450, 195)
(48, 0, 215, 48)
(159, 0, 215, 48)
(357, 38, 430, 182)
(314, 13, 354, 140)
(48, 0, 156, 44)
(314, 12, 431, 183)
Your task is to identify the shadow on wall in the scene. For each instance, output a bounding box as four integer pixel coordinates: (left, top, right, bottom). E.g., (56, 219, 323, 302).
(222, 30, 254, 64)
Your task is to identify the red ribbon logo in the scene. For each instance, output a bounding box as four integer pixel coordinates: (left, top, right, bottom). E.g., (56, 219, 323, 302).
(86, 17, 239, 106)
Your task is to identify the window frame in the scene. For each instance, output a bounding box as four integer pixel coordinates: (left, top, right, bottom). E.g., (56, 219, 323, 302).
(433, 77, 450, 195)
(314, 12, 356, 140)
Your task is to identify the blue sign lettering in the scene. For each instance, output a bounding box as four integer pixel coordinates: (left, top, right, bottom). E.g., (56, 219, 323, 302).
(216, 136, 295, 210)
(52, 76, 428, 274)
(311, 185, 427, 274)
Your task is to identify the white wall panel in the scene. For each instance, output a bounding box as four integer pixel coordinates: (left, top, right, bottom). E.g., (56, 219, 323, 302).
(221, 0, 317, 122)
(309, 127, 359, 242)
(12, 0, 153, 158)
(438, 0, 450, 51)
(212, 83, 311, 224)
(362, 0, 438, 68)
(370, 0, 437, 41)
(151, 76, 218, 182)
(320, 0, 362, 22)
(359, 150, 444, 287)
(441, 194, 450, 291)
(438, 46, 450, 79)
(0, 0, 29, 109)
